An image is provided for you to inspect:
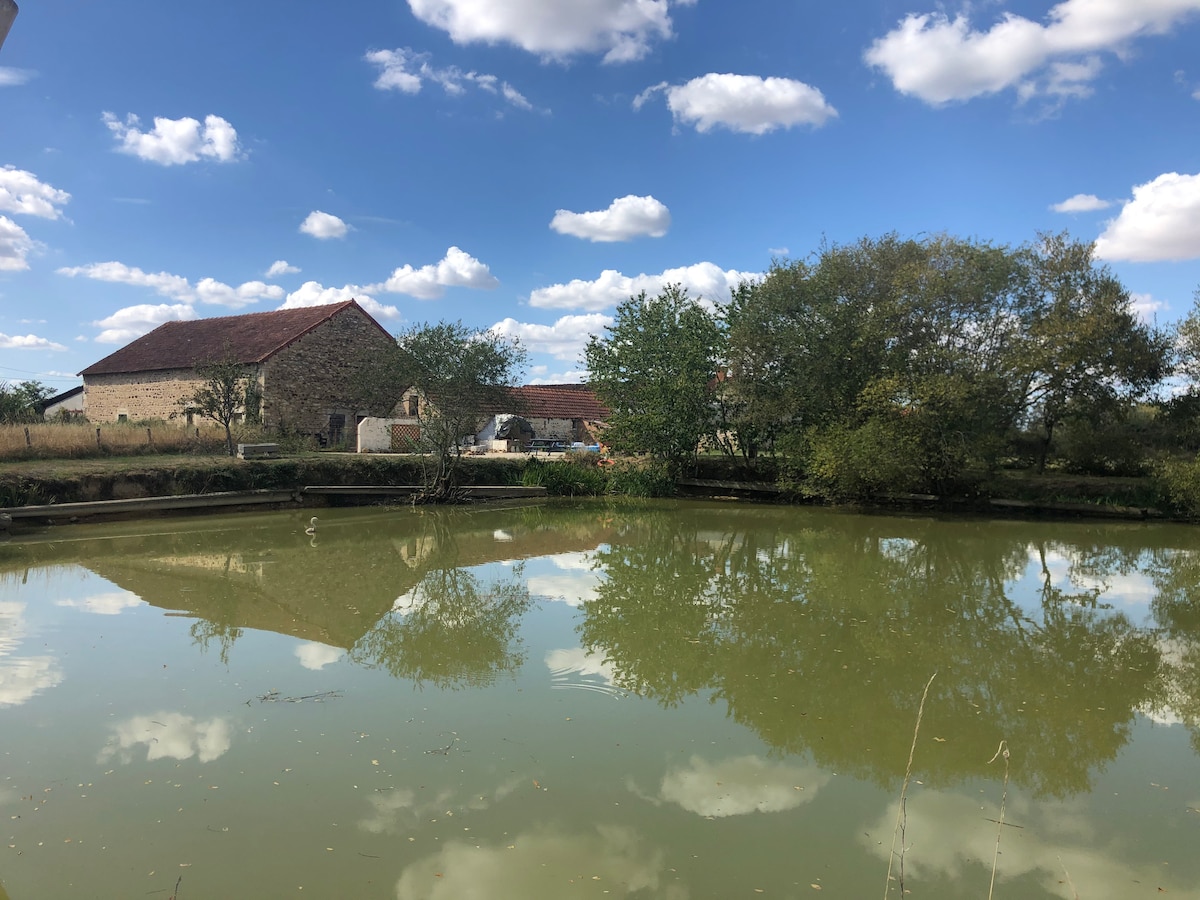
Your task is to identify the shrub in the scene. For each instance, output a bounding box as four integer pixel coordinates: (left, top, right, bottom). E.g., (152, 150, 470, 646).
(800, 420, 923, 501)
(604, 459, 675, 497)
(1154, 456, 1200, 517)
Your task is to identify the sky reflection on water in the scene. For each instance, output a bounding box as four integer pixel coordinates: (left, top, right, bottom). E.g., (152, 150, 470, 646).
(1, 501, 1199, 899)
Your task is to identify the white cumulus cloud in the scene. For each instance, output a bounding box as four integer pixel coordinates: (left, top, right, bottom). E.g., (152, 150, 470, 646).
(299, 210, 349, 240)
(0, 67, 36, 87)
(280, 281, 400, 320)
(1051, 193, 1112, 213)
(0, 333, 67, 351)
(406, 0, 690, 63)
(59, 262, 282, 310)
(529, 261, 761, 313)
(102, 112, 242, 165)
(1094, 172, 1200, 262)
(865, 0, 1200, 105)
(195, 278, 285, 309)
(0, 216, 34, 271)
(58, 261, 193, 300)
(366, 47, 539, 110)
(266, 259, 300, 277)
(636, 73, 837, 134)
(0, 166, 71, 219)
(92, 303, 197, 344)
(491, 313, 611, 361)
(369, 246, 499, 299)
(551, 195, 670, 242)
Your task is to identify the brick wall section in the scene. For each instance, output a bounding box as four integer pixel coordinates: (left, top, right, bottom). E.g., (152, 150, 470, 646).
(261, 305, 397, 436)
(83, 305, 397, 437)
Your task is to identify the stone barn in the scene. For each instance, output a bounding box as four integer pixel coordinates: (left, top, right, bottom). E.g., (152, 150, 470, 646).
(79, 300, 397, 445)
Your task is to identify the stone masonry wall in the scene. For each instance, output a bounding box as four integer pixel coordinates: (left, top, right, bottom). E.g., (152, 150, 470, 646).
(262, 306, 397, 438)
(84, 368, 216, 424)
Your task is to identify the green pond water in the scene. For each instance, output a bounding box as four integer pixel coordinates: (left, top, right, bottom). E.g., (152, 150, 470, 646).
(1, 500, 1198, 899)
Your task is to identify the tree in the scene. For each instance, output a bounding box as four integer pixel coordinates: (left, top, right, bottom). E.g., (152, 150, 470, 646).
(185, 353, 254, 457)
(725, 235, 1031, 493)
(0, 380, 55, 423)
(585, 285, 723, 467)
(1014, 233, 1171, 472)
(362, 321, 526, 501)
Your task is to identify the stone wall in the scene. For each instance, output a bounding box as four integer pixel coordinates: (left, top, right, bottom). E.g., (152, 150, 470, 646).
(83, 368, 224, 425)
(84, 306, 398, 436)
(263, 306, 397, 441)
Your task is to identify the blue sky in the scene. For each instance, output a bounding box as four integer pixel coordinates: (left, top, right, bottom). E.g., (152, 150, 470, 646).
(2, 0, 1199, 391)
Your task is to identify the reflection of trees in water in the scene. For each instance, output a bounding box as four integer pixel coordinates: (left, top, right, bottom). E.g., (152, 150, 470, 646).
(350, 562, 531, 690)
(580, 509, 1166, 797)
(1145, 547, 1200, 751)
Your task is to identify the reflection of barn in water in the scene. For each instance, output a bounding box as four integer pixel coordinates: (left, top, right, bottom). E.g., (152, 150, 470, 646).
(3, 507, 615, 652)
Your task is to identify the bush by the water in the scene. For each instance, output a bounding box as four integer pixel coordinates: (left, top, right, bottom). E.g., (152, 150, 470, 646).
(519, 455, 675, 498)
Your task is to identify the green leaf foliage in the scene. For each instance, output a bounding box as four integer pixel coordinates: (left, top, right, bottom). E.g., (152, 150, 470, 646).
(585, 284, 722, 467)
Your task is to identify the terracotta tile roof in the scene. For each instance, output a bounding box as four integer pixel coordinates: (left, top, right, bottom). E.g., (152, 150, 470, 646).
(80, 301, 390, 376)
(506, 384, 609, 420)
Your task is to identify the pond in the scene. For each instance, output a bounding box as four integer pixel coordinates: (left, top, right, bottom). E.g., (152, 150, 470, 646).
(1, 500, 1198, 899)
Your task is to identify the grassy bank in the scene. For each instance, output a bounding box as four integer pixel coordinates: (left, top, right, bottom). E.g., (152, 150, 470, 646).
(0, 444, 1194, 520)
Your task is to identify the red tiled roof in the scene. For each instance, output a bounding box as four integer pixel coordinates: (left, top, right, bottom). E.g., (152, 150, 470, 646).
(506, 384, 609, 420)
(80, 301, 391, 376)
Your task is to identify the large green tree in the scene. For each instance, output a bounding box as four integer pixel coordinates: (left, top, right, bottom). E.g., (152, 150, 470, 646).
(725, 235, 1030, 494)
(363, 321, 526, 501)
(1014, 233, 1171, 472)
(585, 284, 723, 467)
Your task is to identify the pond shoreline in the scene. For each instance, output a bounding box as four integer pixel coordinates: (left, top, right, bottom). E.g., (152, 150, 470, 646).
(0, 452, 1184, 528)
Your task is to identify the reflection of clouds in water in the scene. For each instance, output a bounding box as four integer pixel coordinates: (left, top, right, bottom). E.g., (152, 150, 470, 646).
(0, 600, 27, 655)
(528, 552, 601, 607)
(395, 825, 687, 900)
(0, 601, 63, 707)
(1029, 547, 1158, 609)
(360, 776, 523, 835)
(100, 712, 232, 764)
(391, 591, 424, 616)
(862, 791, 1200, 898)
(528, 555, 601, 607)
(1141, 637, 1190, 726)
(659, 755, 829, 818)
(0, 656, 65, 708)
(55, 590, 145, 615)
(546, 646, 619, 691)
(295, 641, 343, 670)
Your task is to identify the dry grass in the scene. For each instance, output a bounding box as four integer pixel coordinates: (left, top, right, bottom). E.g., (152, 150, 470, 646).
(0, 421, 230, 461)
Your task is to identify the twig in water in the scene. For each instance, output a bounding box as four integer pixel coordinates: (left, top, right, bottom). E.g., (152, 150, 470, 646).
(883, 671, 937, 899)
(1057, 854, 1079, 900)
(254, 690, 342, 704)
(169, 875, 182, 900)
(986, 740, 1011, 900)
(424, 732, 459, 755)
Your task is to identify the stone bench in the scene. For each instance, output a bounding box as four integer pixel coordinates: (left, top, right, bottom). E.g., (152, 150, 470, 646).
(237, 442, 280, 459)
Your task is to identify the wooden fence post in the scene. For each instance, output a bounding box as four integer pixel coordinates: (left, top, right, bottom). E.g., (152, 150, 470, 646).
(96, 427, 102, 448)
(24, 426, 31, 447)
